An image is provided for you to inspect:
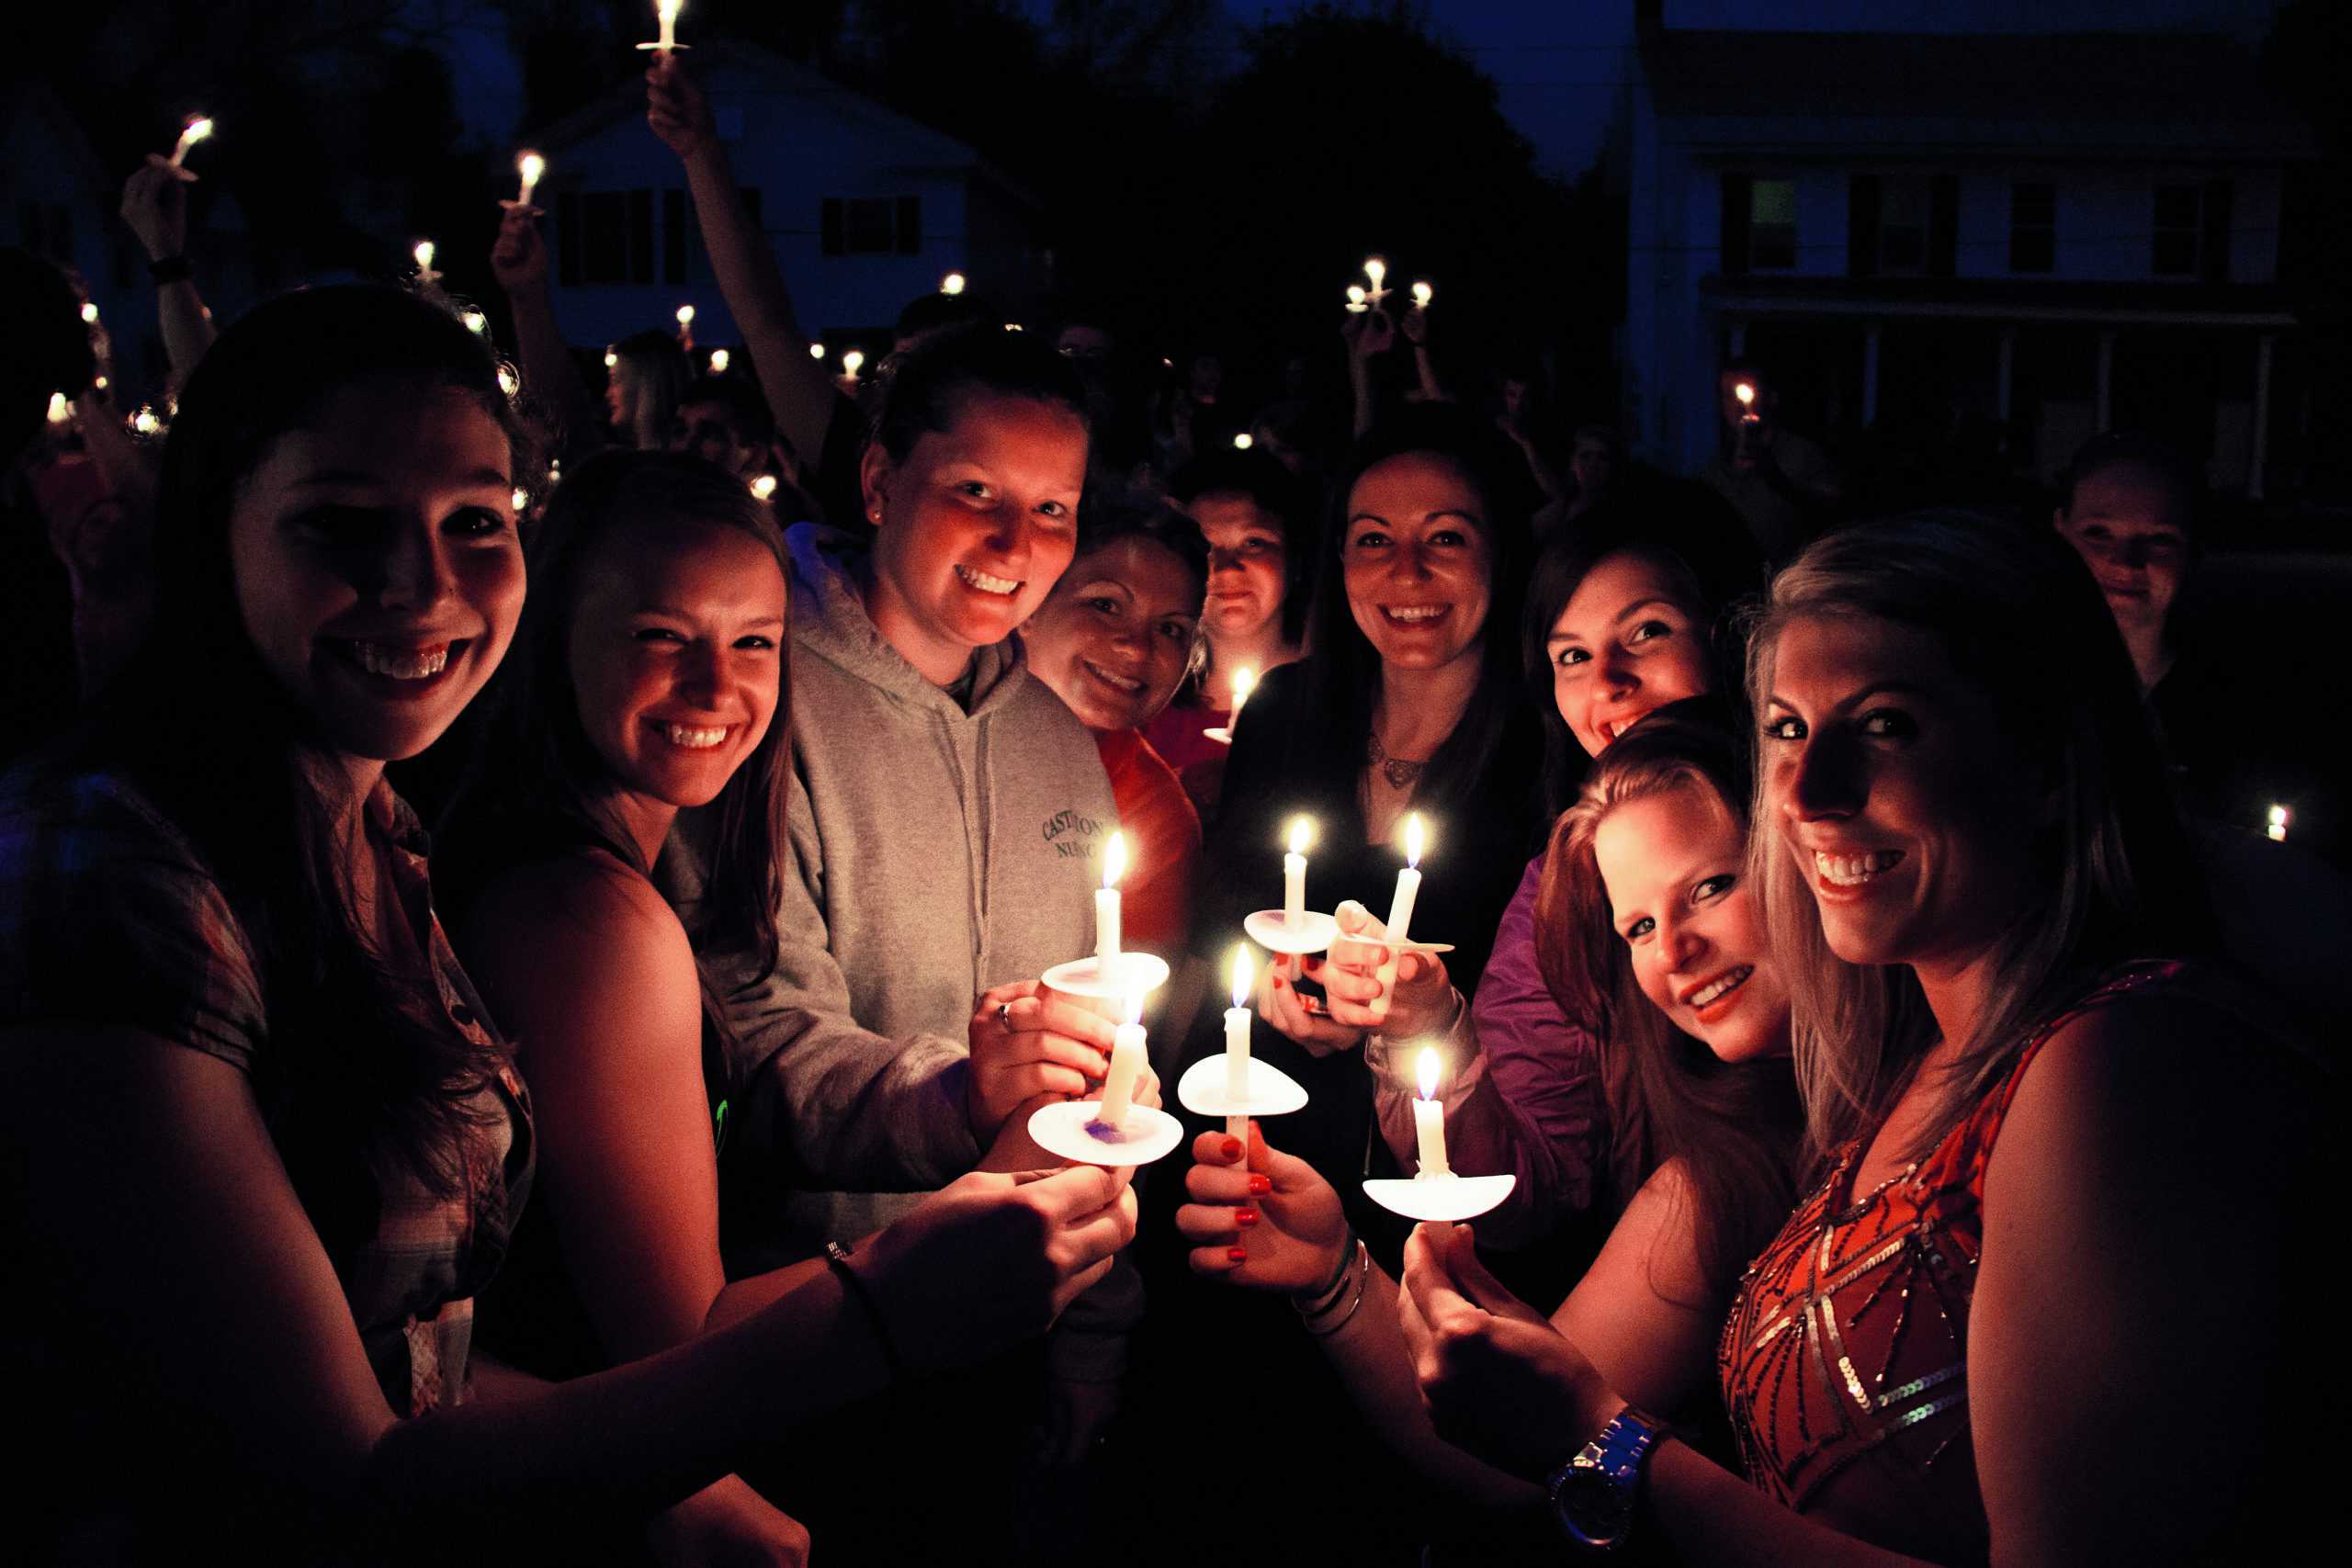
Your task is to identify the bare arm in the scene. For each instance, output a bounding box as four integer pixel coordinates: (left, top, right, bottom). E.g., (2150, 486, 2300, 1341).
(490, 206, 605, 460)
(646, 53, 841, 472)
(119, 155, 218, 381)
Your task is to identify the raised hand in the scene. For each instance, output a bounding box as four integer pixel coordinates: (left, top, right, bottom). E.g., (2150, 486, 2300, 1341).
(966, 979, 1115, 1142)
(855, 1164, 1139, 1371)
(646, 51, 718, 161)
(490, 204, 548, 295)
(1175, 1122, 1349, 1293)
(1304, 897, 1456, 1038)
(1255, 949, 1364, 1055)
(119, 154, 193, 263)
(1397, 1220, 1613, 1482)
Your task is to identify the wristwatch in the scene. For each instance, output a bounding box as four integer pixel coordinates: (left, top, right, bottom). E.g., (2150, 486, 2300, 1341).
(1548, 1404, 1668, 1551)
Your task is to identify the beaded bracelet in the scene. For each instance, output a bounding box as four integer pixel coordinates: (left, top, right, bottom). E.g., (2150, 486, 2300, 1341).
(824, 1239, 903, 1384)
(1301, 1240, 1371, 1338)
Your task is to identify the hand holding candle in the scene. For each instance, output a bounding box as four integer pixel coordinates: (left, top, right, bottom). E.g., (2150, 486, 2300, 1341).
(638, 0, 687, 52)
(168, 116, 213, 171)
(507, 151, 545, 211)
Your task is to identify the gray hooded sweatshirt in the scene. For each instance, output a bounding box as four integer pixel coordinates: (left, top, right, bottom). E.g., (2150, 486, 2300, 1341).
(661, 524, 1134, 1368)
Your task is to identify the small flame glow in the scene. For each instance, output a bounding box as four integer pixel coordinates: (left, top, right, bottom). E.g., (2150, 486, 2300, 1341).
(1231, 666, 1256, 710)
(605, 349, 619, 369)
(808, 342, 827, 359)
(842, 349, 865, 377)
(131, 406, 161, 435)
(497, 365, 520, 397)
(46, 392, 70, 425)
(1286, 816, 1313, 857)
(1233, 432, 1253, 450)
(413, 240, 435, 272)
(2267, 804, 2290, 841)
(751, 474, 778, 501)
(1363, 256, 1386, 288)
(657, 0, 684, 23)
(675, 303, 695, 326)
(941, 271, 967, 296)
(1230, 945, 1253, 1010)
(518, 151, 545, 187)
(1346, 285, 1367, 307)
(80, 302, 98, 324)
(1004, 321, 1023, 332)
(1416, 1046, 1441, 1100)
(1735, 381, 1756, 407)
(462, 310, 487, 335)
(1404, 811, 1425, 869)
(94, 376, 107, 390)
(1411, 280, 1433, 307)
(708, 348, 730, 373)
(181, 117, 214, 146)
(512, 488, 529, 513)
(1103, 830, 1127, 891)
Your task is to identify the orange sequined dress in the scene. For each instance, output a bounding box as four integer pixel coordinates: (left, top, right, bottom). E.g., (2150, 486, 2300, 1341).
(1715, 963, 2185, 1563)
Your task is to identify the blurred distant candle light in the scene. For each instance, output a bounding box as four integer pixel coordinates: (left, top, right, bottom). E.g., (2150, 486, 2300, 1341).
(46, 392, 70, 425)
(808, 341, 827, 359)
(638, 0, 686, 52)
(1233, 432, 1253, 450)
(512, 487, 529, 513)
(941, 271, 967, 296)
(80, 302, 99, 324)
(1735, 380, 1758, 421)
(1004, 322, 1023, 332)
(708, 347, 729, 373)
(1410, 280, 1433, 309)
(750, 474, 778, 502)
(605, 348, 619, 369)
(497, 365, 520, 397)
(1345, 284, 1368, 314)
(1363, 255, 1389, 308)
(131, 405, 162, 435)
(841, 348, 865, 378)
(413, 241, 440, 287)
(514, 151, 545, 209)
(462, 310, 488, 335)
(2267, 805, 2290, 842)
(168, 116, 213, 169)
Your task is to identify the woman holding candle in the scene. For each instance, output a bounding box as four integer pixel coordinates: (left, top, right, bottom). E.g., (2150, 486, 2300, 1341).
(1391, 515, 2326, 1562)
(1138, 447, 1313, 817)
(1017, 503, 1206, 952)
(1175, 710, 1803, 1512)
(0, 286, 1139, 1561)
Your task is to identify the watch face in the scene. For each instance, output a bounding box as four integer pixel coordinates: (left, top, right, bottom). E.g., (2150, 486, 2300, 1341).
(1554, 1462, 1633, 1548)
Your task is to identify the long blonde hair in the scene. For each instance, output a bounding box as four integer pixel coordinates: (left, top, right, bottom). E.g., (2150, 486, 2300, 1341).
(1745, 513, 2208, 1163)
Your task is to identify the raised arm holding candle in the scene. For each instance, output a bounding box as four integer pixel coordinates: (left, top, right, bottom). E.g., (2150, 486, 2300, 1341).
(637, 0, 687, 52)
(505, 151, 545, 212)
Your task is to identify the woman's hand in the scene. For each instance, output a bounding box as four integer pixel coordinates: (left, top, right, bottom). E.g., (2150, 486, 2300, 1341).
(646, 1474, 811, 1568)
(1308, 898, 1457, 1040)
(1176, 1122, 1349, 1293)
(1397, 1221, 1617, 1483)
(1257, 953, 1365, 1056)
(120, 154, 195, 263)
(859, 1164, 1138, 1372)
(490, 204, 548, 296)
(967, 979, 1115, 1143)
(646, 51, 718, 161)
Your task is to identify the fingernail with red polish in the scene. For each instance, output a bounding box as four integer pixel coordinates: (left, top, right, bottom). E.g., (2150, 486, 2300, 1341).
(1220, 1135, 1244, 1162)
(1227, 1246, 1249, 1264)
(1235, 1207, 1260, 1226)
(1248, 1173, 1272, 1195)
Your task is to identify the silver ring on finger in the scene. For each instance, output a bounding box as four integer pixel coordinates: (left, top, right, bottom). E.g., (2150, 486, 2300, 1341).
(999, 999, 1015, 1032)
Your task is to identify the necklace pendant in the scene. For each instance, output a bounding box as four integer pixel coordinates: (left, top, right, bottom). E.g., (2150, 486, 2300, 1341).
(1382, 757, 1421, 791)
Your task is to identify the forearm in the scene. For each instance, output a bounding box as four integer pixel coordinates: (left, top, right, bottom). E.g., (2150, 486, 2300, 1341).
(1642, 1440, 1930, 1568)
(677, 144, 836, 467)
(1411, 344, 1445, 404)
(505, 284, 604, 458)
(1350, 362, 1374, 441)
(155, 279, 217, 381)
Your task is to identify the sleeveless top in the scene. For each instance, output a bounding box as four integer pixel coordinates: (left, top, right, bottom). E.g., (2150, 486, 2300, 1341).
(1715, 962, 2185, 1563)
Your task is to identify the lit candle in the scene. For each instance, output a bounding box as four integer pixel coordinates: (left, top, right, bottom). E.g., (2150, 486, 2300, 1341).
(1735, 380, 1758, 423)
(131, 405, 162, 436)
(1232, 432, 1253, 450)
(1412, 1047, 1450, 1178)
(708, 347, 729, 373)
(413, 241, 440, 288)
(1411, 280, 1433, 310)
(638, 0, 684, 52)
(808, 341, 827, 360)
(1345, 284, 1368, 314)
(1385, 813, 1425, 944)
(941, 271, 967, 296)
(46, 392, 70, 426)
(497, 365, 520, 398)
(1095, 830, 1127, 969)
(1283, 816, 1312, 931)
(675, 303, 695, 348)
(1224, 945, 1256, 1103)
(80, 302, 98, 324)
(461, 310, 488, 335)
(512, 487, 529, 513)
(2267, 805, 2290, 842)
(841, 348, 865, 378)
(168, 117, 213, 169)
(750, 473, 778, 502)
(1095, 983, 1148, 1130)
(516, 151, 545, 208)
(1228, 665, 1256, 720)
(1363, 255, 1389, 309)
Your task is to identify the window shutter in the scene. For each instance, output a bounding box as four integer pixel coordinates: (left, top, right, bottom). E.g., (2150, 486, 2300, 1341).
(628, 189, 654, 284)
(821, 197, 843, 256)
(1721, 174, 1752, 275)
(2200, 177, 2233, 283)
(557, 192, 582, 286)
(1928, 175, 1959, 277)
(663, 190, 686, 286)
(895, 196, 922, 255)
(1849, 175, 1882, 277)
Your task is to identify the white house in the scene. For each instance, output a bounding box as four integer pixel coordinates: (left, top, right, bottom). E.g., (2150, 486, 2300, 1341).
(1622, 20, 2316, 498)
(526, 42, 1048, 360)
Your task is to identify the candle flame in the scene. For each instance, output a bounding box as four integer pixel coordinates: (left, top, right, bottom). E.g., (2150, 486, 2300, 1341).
(183, 117, 214, 144)
(1230, 945, 1253, 1010)
(1004, 321, 1023, 332)
(842, 349, 865, 377)
(709, 348, 729, 373)
(1231, 666, 1256, 710)
(518, 151, 545, 186)
(512, 487, 529, 513)
(46, 392, 70, 425)
(941, 271, 967, 296)
(1232, 432, 1253, 450)
(2267, 804, 2290, 841)
(605, 348, 619, 368)
(1102, 830, 1127, 891)
(675, 303, 695, 326)
(1416, 1045, 1441, 1100)
(1286, 816, 1313, 857)
(94, 376, 107, 390)
(131, 406, 162, 435)
(657, 0, 683, 22)
(1345, 285, 1367, 307)
(496, 365, 520, 397)
(1363, 256, 1386, 288)
(751, 474, 778, 501)
(808, 341, 827, 359)
(1404, 811, 1425, 869)
(1735, 381, 1756, 407)
(413, 240, 435, 272)
(462, 310, 487, 334)
(80, 302, 98, 324)
(1411, 280, 1433, 307)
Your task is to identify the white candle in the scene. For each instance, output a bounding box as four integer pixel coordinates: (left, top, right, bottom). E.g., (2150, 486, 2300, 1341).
(1363, 255, 1388, 308)
(168, 117, 213, 169)
(1225, 946, 1254, 1107)
(655, 0, 682, 51)
(1228, 665, 1256, 723)
(709, 347, 729, 373)
(1096, 984, 1148, 1130)
(1283, 816, 1312, 931)
(2267, 805, 2290, 842)
(516, 151, 545, 208)
(1094, 830, 1127, 970)
(1411, 280, 1433, 310)
(1385, 813, 1425, 944)
(1412, 1047, 1450, 1178)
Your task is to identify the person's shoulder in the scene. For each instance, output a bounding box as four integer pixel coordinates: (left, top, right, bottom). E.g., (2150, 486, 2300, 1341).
(0, 762, 209, 895)
(462, 847, 691, 986)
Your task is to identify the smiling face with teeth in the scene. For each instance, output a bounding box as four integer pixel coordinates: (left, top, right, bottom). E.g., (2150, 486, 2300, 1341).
(1593, 781, 1790, 1063)
(1019, 533, 1203, 732)
(568, 517, 786, 836)
(1339, 451, 1494, 675)
(230, 375, 523, 768)
(1761, 613, 2045, 980)
(859, 391, 1088, 686)
(1544, 548, 1716, 760)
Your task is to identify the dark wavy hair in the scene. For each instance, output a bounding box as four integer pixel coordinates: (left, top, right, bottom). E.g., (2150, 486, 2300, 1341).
(868, 321, 1090, 464)
(1519, 491, 1768, 817)
(1169, 446, 1317, 646)
(64, 283, 530, 1256)
(447, 449, 791, 1079)
(1298, 403, 1535, 822)
(1533, 704, 1804, 1294)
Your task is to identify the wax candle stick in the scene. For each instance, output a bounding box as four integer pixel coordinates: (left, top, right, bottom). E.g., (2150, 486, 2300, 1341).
(1228, 665, 1256, 723)
(1412, 1047, 1451, 1178)
(1283, 816, 1312, 931)
(1225, 946, 1254, 1107)
(1095, 830, 1127, 969)
(1374, 814, 1427, 1021)
(637, 0, 685, 52)
(1096, 985, 1148, 1129)
(168, 117, 213, 169)
(2268, 805, 2290, 842)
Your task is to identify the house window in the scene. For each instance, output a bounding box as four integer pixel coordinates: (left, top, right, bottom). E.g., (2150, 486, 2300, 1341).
(560, 189, 659, 286)
(821, 196, 922, 256)
(1748, 179, 1797, 270)
(2010, 183, 2056, 273)
(2152, 178, 2234, 282)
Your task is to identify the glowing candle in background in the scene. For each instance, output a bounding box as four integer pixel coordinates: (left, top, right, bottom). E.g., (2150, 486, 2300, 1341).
(1735, 381, 1758, 420)
(1411, 280, 1433, 310)
(80, 302, 99, 325)
(750, 473, 778, 502)
(1345, 284, 1368, 314)
(46, 392, 70, 426)
(1232, 432, 1253, 449)
(496, 365, 520, 397)
(1095, 983, 1148, 1129)
(514, 151, 545, 209)
(842, 348, 865, 381)
(1225, 946, 1255, 1107)
(708, 347, 729, 373)
(941, 271, 967, 296)
(131, 405, 162, 436)
(168, 117, 213, 169)
(1228, 665, 1257, 724)
(674, 303, 695, 349)
(1363, 255, 1388, 307)
(808, 341, 827, 359)
(1411, 1048, 1451, 1178)
(413, 240, 440, 286)
(1095, 830, 1127, 969)
(605, 348, 619, 369)
(512, 487, 529, 513)
(462, 310, 488, 335)
(2268, 805, 2290, 842)
(1283, 816, 1312, 931)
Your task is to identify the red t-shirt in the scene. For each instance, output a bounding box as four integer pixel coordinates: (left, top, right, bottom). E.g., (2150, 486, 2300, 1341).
(1094, 728, 1201, 953)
